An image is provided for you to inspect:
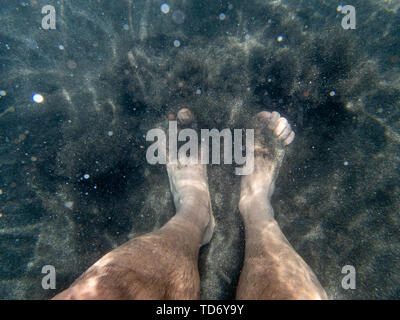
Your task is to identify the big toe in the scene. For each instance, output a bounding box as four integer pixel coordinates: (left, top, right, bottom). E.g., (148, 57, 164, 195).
(177, 108, 195, 126)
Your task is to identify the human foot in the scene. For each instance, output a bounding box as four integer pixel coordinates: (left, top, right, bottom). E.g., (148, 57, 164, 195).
(239, 111, 295, 217)
(167, 108, 215, 245)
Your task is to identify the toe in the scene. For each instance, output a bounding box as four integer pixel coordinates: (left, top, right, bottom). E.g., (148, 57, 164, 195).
(283, 131, 295, 146)
(274, 117, 288, 136)
(268, 111, 280, 130)
(255, 111, 272, 121)
(278, 123, 293, 141)
(177, 108, 195, 126)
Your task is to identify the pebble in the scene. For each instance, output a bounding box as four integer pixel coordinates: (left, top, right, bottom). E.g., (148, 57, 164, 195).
(64, 201, 74, 209)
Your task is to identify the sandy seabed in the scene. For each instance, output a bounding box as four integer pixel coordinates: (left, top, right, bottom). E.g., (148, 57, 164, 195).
(0, 0, 399, 299)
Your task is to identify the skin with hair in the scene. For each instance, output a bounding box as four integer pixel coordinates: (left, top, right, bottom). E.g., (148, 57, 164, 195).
(52, 109, 327, 300)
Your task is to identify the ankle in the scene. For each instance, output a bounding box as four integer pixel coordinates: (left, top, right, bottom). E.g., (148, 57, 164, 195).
(176, 198, 211, 230)
(239, 194, 275, 224)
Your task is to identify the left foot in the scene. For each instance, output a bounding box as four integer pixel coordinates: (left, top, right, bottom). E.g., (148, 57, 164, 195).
(167, 108, 215, 245)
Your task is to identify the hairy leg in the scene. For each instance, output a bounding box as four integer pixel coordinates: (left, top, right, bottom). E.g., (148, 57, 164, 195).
(236, 111, 327, 300)
(53, 109, 214, 300)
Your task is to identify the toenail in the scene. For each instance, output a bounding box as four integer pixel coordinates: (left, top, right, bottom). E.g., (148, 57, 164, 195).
(274, 118, 288, 135)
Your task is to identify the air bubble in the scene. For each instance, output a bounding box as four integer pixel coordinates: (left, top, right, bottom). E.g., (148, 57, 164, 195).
(161, 3, 170, 14)
(173, 40, 181, 47)
(32, 93, 44, 103)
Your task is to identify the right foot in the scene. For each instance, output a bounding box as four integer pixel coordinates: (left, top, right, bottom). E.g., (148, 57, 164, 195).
(239, 111, 295, 217)
(166, 108, 215, 246)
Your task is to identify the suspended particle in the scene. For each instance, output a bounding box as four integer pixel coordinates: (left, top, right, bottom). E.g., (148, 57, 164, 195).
(173, 40, 181, 47)
(172, 10, 185, 24)
(32, 93, 44, 103)
(67, 60, 78, 69)
(161, 3, 170, 14)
